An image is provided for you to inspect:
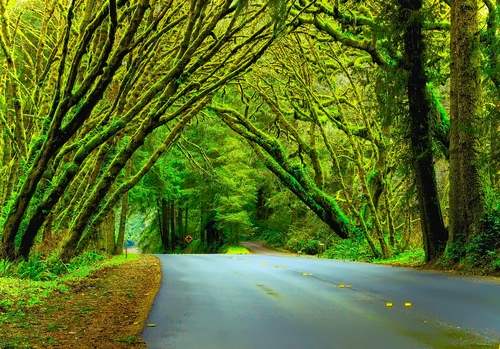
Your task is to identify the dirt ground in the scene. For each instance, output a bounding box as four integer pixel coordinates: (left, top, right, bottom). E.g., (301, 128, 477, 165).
(1, 254, 161, 349)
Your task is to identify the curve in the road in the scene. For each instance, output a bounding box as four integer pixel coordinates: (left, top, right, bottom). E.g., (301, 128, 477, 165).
(143, 254, 500, 349)
(239, 241, 293, 256)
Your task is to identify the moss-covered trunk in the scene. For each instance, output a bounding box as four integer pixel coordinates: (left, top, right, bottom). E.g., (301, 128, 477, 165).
(399, 0, 447, 261)
(114, 160, 131, 255)
(448, 0, 485, 256)
(160, 198, 170, 252)
(219, 108, 353, 240)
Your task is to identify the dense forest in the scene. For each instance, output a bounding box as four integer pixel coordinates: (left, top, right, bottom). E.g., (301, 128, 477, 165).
(0, 0, 499, 271)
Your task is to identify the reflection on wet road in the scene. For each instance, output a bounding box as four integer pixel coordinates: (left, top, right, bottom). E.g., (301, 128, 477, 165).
(143, 254, 500, 349)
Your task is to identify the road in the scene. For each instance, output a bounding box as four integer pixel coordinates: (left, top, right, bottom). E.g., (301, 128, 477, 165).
(239, 241, 295, 256)
(142, 249, 500, 348)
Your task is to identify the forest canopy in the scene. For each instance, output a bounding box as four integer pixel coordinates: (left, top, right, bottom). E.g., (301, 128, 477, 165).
(1, 0, 499, 271)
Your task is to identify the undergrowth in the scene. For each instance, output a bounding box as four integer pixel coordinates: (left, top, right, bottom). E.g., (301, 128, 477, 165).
(373, 248, 425, 266)
(0, 249, 106, 281)
(223, 245, 251, 254)
(0, 251, 138, 335)
(443, 200, 500, 273)
(322, 238, 372, 261)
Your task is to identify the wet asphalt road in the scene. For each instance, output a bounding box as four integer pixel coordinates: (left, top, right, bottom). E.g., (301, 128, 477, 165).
(142, 253, 500, 349)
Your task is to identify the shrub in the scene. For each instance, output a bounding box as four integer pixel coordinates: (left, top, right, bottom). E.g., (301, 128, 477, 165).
(466, 203, 500, 267)
(0, 259, 14, 277)
(492, 258, 500, 271)
(16, 254, 53, 281)
(257, 229, 287, 248)
(323, 238, 369, 261)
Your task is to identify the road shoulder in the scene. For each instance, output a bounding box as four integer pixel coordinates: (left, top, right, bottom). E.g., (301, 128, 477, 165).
(0, 254, 161, 349)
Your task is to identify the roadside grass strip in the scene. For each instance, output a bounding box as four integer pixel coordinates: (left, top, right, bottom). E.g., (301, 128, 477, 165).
(225, 246, 251, 255)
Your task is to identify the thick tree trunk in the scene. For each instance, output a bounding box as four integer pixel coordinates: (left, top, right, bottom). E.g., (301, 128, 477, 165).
(448, 0, 484, 254)
(59, 120, 156, 261)
(200, 205, 206, 242)
(157, 199, 164, 246)
(105, 209, 115, 254)
(170, 200, 176, 250)
(54, 145, 108, 232)
(1, 146, 54, 260)
(177, 205, 183, 240)
(165, 200, 171, 250)
(256, 186, 274, 221)
(185, 206, 188, 236)
(161, 198, 170, 251)
(399, 0, 448, 261)
(206, 217, 218, 246)
(114, 160, 132, 255)
(0, 150, 17, 222)
(2, 0, 148, 261)
(19, 141, 112, 259)
(40, 212, 55, 253)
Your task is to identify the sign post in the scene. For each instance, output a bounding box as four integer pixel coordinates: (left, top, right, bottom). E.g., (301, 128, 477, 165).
(318, 243, 325, 258)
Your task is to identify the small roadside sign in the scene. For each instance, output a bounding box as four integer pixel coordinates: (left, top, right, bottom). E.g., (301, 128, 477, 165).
(185, 235, 193, 243)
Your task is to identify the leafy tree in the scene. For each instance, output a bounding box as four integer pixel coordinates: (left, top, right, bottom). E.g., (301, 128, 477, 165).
(0, 0, 282, 261)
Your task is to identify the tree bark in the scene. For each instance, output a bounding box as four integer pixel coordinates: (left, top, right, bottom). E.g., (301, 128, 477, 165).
(1, 0, 148, 261)
(219, 108, 353, 239)
(114, 160, 132, 255)
(177, 204, 183, 240)
(170, 200, 176, 250)
(105, 209, 116, 254)
(185, 206, 188, 236)
(448, 0, 484, 255)
(160, 198, 170, 251)
(399, 0, 448, 261)
(200, 205, 206, 242)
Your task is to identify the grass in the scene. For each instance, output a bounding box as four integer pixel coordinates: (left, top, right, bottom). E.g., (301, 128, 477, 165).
(59, 253, 139, 280)
(0, 252, 139, 331)
(373, 248, 425, 267)
(116, 336, 137, 343)
(225, 245, 251, 255)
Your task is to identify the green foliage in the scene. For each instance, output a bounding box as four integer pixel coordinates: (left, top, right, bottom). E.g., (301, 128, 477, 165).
(137, 218, 165, 254)
(0, 253, 139, 345)
(492, 258, 500, 271)
(224, 245, 251, 254)
(374, 248, 425, 266)
(445, 199, 500, 270)
(0, 250, 107, 282)
(445, 238, 466, 261)
(285, 238, 320, 255)
(183, 239, 206, 254)
(464, 202, 500, 267)
(16, 254, 53, 281)
(323, 238, 371, 261)
(0, 259, 14, 277)
(62, 250, 106, 272)
(257, 229, 287, 248)
(117, 336, 137, 343)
